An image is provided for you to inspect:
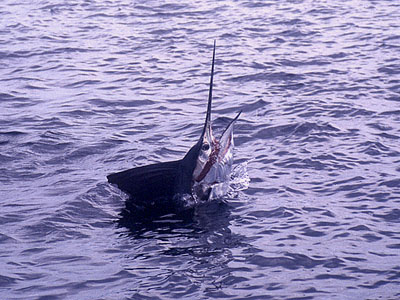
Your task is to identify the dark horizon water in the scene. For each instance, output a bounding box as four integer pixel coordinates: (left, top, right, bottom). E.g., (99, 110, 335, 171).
(1, 0, 400, 299)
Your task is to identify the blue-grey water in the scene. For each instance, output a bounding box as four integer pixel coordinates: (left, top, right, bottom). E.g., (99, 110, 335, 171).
(1, 0, 400, 299)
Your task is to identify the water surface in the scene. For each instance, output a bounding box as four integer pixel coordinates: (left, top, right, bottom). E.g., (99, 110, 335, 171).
(1, 0, 400, 299)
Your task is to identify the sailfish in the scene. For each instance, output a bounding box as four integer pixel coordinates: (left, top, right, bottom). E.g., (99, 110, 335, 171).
(107, 41, 241, 210)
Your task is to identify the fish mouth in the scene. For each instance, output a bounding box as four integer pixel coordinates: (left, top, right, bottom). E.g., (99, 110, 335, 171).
(194, 111, 241, 183)
(189, 40, 241, 200)
(192, 111, 241, 200)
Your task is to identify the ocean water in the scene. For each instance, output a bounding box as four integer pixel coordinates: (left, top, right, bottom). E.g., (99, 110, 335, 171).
(1, 0, 400, 299)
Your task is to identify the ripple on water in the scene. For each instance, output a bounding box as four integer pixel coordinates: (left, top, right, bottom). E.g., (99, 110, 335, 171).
(1, 0, 400, 299)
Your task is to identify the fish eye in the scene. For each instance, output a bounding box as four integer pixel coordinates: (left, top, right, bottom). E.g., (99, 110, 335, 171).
(201, 143, 210, 151)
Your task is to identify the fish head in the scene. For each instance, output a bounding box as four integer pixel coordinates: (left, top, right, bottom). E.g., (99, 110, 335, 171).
(178, 40, 241, 201)
(192, 112, 241, 200)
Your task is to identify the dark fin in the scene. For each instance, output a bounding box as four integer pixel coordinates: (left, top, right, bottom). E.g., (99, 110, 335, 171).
(107, 160, 181, 203)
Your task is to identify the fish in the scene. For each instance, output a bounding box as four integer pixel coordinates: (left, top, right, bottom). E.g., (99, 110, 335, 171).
(107, 41, 241, 209)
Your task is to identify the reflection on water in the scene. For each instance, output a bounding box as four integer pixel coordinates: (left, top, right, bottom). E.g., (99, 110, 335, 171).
(118, 200, 232, 239)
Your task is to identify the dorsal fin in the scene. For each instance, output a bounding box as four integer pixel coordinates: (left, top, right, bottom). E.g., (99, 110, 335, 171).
(107, 161, 181, 202)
